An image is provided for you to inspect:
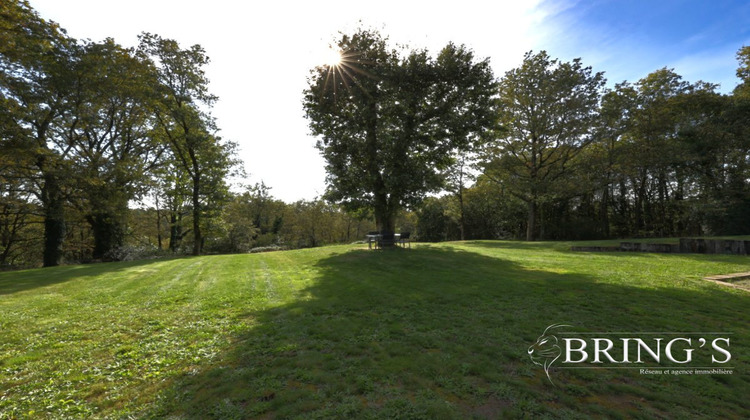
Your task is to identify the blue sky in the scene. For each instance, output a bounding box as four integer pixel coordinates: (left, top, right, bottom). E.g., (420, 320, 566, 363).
(543, 0, 750, 90)
(27, 0, 750, 202)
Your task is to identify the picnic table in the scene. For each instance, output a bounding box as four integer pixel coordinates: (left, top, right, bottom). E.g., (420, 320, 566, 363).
(366, 232, 410, 249)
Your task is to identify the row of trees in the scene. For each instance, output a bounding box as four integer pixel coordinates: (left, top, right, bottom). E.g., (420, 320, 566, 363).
(0, 5, 387, 269)
(305, 29, 750, 242)
(1, 1, 237, 266)
(3, 4, 749, 266)
(476, 52, 750, 241)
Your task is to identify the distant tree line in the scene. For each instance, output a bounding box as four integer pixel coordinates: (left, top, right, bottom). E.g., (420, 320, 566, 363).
(417, 50, 750, 242)
(139, 182, 381, 255)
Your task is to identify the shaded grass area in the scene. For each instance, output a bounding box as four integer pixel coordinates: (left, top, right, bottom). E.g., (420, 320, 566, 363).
(0, 242, 748, 418)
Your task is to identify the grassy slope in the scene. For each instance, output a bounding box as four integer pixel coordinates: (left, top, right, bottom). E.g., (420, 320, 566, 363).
(0, 241, 748, 419)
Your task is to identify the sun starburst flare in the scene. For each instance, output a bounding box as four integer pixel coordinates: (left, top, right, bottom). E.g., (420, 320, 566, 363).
(317, 47, 377, 100)
(323, 48, 342, 67)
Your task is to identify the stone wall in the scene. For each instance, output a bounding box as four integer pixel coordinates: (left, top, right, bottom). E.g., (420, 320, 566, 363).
(679, 238, 750, 255)
(619, 242, 679, 253)
(571, 239, 749, 255)
(569, 246, 620, 252)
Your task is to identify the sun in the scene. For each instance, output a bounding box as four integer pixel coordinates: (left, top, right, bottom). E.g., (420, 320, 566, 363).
(323, 48, 342, 67)
(316, 45, 363, 98)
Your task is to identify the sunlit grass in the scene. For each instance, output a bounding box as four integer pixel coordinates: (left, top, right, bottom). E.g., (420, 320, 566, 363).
(0, 241, 748, 418)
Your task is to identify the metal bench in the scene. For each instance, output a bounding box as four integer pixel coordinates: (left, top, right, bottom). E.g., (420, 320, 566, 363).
(398, 232, 411, 248)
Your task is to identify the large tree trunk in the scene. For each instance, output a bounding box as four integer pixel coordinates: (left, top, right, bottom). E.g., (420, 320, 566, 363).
(375, 211, 396, 235)
(374, 190, 396, 234)
(89, 189, 129, 260)
(600, 185, 611, 238)
(192, 175, 202, 256)
(90, 212, 126, 260)
(458, 184, 466, 241)
(375, 211, 397, 248)
(374, 191, 397, 247)
(633, 173, 647, 234)
(41, 173, 65, 267)
(657, 168, 669, 236)
(155, 196, 163, 250)
(526, 199, 537, 241)
(169, 211, 183, 252)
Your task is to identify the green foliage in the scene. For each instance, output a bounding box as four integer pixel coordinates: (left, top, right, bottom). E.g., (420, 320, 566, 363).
(0, 1, 68, 72)
(415, 179, 528, 242)
(0, 184, 42, 267)
(483, 51, 605, 241)
(1, 1, 76, 266)
(462, 177, 527, 239)
(64, 39, 163, 260)
(3, 0, 750, 263)
(416, 197, 452, 242)
(474, 48, 750, 241)
(304, 28, 498, 233)
(585, 69, 749, 238)
(734, 45, 750, 92)
(193, 186, 378, 253)
(1, 1, 240, 264)
(279, 198, 375, 248)
(138, 32, 239, 256)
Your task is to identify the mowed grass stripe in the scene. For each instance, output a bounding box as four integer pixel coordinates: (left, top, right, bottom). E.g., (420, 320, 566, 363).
(0, 242, 748, 419)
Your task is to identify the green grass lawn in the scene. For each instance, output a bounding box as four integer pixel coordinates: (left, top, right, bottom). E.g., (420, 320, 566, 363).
(1, 241, 748, 419)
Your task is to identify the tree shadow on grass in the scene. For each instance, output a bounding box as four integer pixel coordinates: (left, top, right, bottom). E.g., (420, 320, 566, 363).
(0, 257, 184, 296)
(149, 246, 750, 419)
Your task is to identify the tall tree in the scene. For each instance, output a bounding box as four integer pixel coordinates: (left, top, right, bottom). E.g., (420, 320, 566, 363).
(599, 70, 720, 236)
(443, 149, 475, 241)
(483, 51, 605, 240)
(138, 32, 237, 255)
(62, 39, 163, 260)
(151, 157, 192, 252)
(627, 69, 691, 235)
(304, 29, 497, 236)
(735, 45, 750, 97)
(678, 48, 750, 235)
(1, 0, 74, 266)
(587, 82, 639, 237)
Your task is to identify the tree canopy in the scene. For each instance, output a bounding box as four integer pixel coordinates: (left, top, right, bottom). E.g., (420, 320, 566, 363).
(138, 32, 238, 256)
(1, 1, 238, 265)
(482, 51, 605, 241)
(2, 0, 750, 267)
(303, 28, 498, 234)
